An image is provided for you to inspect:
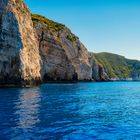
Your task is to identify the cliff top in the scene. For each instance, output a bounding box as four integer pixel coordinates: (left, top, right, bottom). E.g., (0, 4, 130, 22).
(32, 14, 79, 42)
(31, 14, 65, 32)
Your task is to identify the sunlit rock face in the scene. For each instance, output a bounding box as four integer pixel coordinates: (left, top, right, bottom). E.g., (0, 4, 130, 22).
(0, 0, 94, 86)
(89, 53, 109, 81)
(0, 0, 107, 86)
(0, 0, 41, 86)
(32, 14, 92, 81)
(91, 58, 107, 81)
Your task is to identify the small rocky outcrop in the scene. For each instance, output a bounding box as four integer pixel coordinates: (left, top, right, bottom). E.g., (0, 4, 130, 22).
(90, 53, 109, 81)
(0, 0, 41, 86)
(32, 14, 92, 82)
(127, 59, 140, 81)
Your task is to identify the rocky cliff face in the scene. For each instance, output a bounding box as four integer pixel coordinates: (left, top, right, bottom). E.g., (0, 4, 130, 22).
(127, 59, 140, 81)
(0, 0, 41, 86)
(90, 53, 109, 81)
(0, 0, 95, 87)
(32, 14, 92, 82)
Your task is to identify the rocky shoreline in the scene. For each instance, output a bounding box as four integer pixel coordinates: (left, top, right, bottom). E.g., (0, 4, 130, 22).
(0, 0, 140, 87)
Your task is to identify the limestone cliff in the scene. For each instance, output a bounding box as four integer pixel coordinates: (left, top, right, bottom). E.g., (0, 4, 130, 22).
(89, 53, 109, 81)
(32, 14, 92, 82)
(0, 0, 41, 86)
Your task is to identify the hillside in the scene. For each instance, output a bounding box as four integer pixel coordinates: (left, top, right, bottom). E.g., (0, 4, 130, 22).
(93, 52, 140, 80)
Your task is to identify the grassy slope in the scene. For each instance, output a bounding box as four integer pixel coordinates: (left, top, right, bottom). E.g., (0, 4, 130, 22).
(31, 14, 65, 32)
(31, 14, 78, 42)
(93, 52, 140, 79)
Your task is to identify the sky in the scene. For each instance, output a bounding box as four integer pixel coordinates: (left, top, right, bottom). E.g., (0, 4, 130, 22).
(25, 0, 140, 60)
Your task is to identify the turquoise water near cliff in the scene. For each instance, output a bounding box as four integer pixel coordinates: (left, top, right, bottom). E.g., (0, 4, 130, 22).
(0, 82, 140, 140)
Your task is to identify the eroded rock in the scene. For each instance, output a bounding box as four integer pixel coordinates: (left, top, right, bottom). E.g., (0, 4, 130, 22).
(32, 14, 92, 82)
(0, 0, 41, 86)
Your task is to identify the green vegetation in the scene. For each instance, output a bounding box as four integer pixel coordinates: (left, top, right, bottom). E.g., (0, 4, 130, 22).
(93, 52, 140, 79)
(16, 0, 28, 14)
(66, 34, 77, 42)
(31, 14, 65, 32)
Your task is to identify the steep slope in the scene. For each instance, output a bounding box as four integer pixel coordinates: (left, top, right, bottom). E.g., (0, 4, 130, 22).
(90, 53, 109, 81)
(0, 0, 41, 86)
(93, 52, 140, 80)
(32, 14, 92, 81)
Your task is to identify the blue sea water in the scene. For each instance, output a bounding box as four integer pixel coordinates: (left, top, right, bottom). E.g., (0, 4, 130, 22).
(0, 82, 140, 140)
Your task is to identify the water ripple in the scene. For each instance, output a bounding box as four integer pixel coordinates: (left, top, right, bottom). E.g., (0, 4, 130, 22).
(0, 82, 140, 139)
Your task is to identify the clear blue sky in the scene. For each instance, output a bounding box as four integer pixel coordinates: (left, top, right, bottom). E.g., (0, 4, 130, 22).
(25, 0, 140, 60)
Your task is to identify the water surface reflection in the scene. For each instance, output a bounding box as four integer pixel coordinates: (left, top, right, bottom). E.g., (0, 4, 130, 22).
(1, 82, 140, 139)
(15, 88, 41, 129)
